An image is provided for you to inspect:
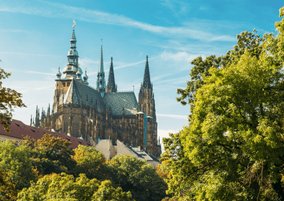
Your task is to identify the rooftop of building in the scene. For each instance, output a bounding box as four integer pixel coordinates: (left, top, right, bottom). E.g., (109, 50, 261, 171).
(0, 119, 89, 149)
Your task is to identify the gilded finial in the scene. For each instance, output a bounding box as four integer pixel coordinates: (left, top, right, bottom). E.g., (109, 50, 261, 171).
(72, 20, 76, 29)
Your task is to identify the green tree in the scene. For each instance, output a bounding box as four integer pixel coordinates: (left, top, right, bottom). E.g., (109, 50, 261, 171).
(73, 145, 106, 179)
(0, 141, 36, 192)
(26, 134, 76, 175)
(107, 155, 166, 201)
(0, 169, 17, 201)
(17, 173, 132, 201)
(0, 68, 25, 130)
(162, 7, 284, 201)
(92, 180, 132, 201)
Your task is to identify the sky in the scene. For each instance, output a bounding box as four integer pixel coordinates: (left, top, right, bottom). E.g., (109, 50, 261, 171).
(0, 0, 283, 141)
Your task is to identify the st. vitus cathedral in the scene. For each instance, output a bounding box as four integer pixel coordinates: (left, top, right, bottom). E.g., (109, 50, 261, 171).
(32, 26, 161, 157)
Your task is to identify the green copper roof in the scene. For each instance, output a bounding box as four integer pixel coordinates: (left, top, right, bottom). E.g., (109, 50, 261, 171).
(64, 79, 104, 112)
(104, 92, 138, 116)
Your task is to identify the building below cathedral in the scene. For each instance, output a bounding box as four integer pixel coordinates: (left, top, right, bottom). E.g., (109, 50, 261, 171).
(32, 26, 161, 158)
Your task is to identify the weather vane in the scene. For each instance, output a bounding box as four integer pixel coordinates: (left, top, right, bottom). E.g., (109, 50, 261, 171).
(72, 20, 76, 29)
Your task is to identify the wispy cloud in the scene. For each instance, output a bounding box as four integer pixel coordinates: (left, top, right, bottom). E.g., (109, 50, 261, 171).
(0, 51, 60, 58)
(161, 0, 189, 16)
(160, 51, 203, 63)
(157, 113, 187, 120)
(0, 29, 30, 33)
(0, 0, 235, 42)
(25, 70, 54, 76)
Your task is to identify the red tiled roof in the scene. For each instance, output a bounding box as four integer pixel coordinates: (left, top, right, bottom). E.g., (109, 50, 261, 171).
(0, 119, 90, 148)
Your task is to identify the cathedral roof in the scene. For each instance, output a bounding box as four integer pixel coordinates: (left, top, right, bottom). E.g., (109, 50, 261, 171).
(64, 79, 104, 112)
(104, 92, 138, 116)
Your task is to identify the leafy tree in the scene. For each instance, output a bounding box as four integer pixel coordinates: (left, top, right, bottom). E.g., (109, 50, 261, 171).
(0, 140, 36, 191)
(17, 173, 132, 201)
(0, 68, 25, 130)
(177, 31, 262, 107)
(26, 134, 76, 175)
(73, 145, 106, 179)
(92, 180, 132, 201)
(107, 155, 167, 201)
(177, 55, 221, 106)
(0, 170, 17, 201)
(159, 133, 194, 199)
(162, 7, 284, 200)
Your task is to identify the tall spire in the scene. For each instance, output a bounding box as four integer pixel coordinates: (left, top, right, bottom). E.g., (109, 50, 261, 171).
(96, 43, 106, 96)
(62, 20, 82, 79)
(100, 43, 104, 73)
(142, 55, 152, 88)
(67, 28, 78, 67)
(107, 57, 117, 93)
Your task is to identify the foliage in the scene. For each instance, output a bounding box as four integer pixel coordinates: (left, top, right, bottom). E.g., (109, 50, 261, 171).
(0, 140, 36, 191)
(92, 180, 132, 201)
(0, 169, 17, 201)
(0, 129, 164, 200)
(0, 68, 25, 131)
(73, 145, 106, 179)
(159, 133, 194, 199)
(18, 173, 132, 201)
(107, 155, 167, 201)
(26, 134, 76, 175)
(162, 7, 284, 201)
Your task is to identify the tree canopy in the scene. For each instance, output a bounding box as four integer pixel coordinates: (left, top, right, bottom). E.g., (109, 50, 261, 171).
(0, 134, 166, 201)
(107, 155, 167, 201)
(0, 68, 25, 130)
(17, 173, 132, 201)
(161, 7, 284, 201)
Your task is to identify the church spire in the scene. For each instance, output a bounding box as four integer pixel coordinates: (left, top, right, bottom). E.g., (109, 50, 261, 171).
(142, 55, 152, 89)
(67, 27, 78, 67)
(107, 57, 117, 93)
(62, 20, 82, 79)
(96, 44, 106, 96)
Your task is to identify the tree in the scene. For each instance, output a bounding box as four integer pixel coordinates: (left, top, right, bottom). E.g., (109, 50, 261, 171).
(0, 68, 25, 130)
(25, 134, 76, 175)
(73, 145, 106, 179)
(92, 180, 132, 201)
(0, 141, 36, 193)
(162, 7, 284, 200)
(0, 169, 17, 201)
(107, 155, 167, 201)
(17, 173, 132, 201)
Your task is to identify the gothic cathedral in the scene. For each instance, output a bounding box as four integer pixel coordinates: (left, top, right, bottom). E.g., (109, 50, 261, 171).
(35, 26, 161, 157)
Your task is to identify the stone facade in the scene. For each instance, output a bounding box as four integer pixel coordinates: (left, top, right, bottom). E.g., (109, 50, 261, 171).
(34, 27, 161, 158)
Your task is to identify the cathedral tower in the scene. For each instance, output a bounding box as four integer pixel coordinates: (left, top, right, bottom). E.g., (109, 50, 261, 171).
(97, 45, 106, 96)
(106, 57, 117, 93)
(139, 56, 160, 156)
(139, 56, 156, 120)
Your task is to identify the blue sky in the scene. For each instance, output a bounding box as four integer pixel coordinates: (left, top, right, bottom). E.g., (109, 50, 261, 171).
(0, 0, 283, 140)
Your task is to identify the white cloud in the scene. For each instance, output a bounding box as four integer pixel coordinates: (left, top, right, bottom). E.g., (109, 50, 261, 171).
(115, 59, 146, 70)
(0, 0, 235, 42)
(157, 113, 187, 120)
(160, 0, 189, 16)
(25, 70, 54, 76)
(160, 51, 202, 63)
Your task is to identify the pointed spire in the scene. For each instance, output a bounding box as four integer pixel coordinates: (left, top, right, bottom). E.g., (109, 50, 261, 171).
(47, 104, 51, 117)
(56, 67, 62, 79)
(83, 69, 89, 85)
(35, 106, 40, 127)
(63, 21, 81, 79)
(142, 55, 152, 88)
(107, 57, 117, 93)
(96, 42, 106, 96)
(100, 43, 104, 73)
